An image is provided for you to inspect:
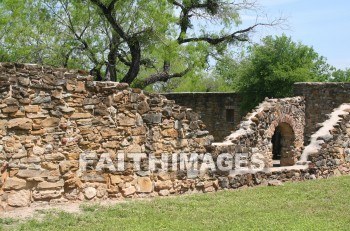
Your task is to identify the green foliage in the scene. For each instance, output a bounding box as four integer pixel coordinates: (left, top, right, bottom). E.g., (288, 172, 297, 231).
(218, 34, 334, 111)
(0, 0, 274, 87)
(330, 68, 350, 82)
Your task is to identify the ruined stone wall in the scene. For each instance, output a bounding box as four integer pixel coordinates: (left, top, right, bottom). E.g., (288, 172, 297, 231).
(162, 93, 242, 141)
(294, 82, 350, 145)
(213, 97, 305, 167)
(0, 63, 214, 210)
(300, 103, 350, 177)
(2, 63, 350, 212)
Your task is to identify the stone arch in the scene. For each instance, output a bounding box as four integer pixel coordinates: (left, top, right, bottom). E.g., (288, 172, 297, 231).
(266, 113, 304, 167)
(214, 97, 305, 168)
(271, 122, 295, 166)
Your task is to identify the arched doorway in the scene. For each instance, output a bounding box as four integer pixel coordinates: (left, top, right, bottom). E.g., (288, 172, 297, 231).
(271, 122, 295, 167)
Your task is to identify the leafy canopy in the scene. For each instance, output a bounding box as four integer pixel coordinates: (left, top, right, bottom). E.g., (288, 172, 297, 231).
(216, 34, 333, 111)
(0, 0, 281, 88)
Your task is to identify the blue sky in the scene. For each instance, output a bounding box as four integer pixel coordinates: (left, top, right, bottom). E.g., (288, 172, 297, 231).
(249, 0, 350, 69)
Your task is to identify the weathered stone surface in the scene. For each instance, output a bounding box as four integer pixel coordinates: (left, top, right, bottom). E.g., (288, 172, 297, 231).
(16, 169, 50, 178)
(32, 190, 62, 200)
(84, 187, 97, 199)
(161, 128, 178, 138)
(33, 146, 45, 155)
(137, 101, 150, 114)
(44, 153, 65, 161)
(32, 96, 51, 104)
(3, 62, 345, 212)
(7, 118, 33, 130)
(7, 190, 31, 207)
(158, 189, 170, 196)
(268, 180, 283, 186)
(110, 175, 122, 185)
(37, 180, 64, 189)
(137, 177, 153, 193)
(122, 186, 136, 196)
(155, 180, 172, 190)
(3, 177, 27, 190)
(70, 113, 92, 119)
(2, 106, 19, 113)
(41, 117, 60, 127)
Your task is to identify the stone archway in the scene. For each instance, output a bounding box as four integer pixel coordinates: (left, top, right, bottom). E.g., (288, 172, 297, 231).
(271, 122, 295, 166)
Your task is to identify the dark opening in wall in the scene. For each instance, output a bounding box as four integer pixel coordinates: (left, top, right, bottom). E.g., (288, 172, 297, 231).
(272, 127, 282, 162)
(271, 122, 295, 167)
(226, 109, 235, 123)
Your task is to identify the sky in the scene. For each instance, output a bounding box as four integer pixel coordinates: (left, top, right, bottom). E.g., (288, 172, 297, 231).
(247, 0, 350, 69)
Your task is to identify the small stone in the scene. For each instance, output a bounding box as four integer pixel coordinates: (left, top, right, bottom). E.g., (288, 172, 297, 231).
(110, 175, 122, 184)
(268, 180, 283, 186)
(137, 177, 153, 193)
(32, 96, 51, 104)
(122, 186, 136, 196)
(33, 146, 45, 155)
(161, 128, 178, 138)
(158, 189, 170, 196)
(41, 117, 60, 127)
(84, 187, 97, 200)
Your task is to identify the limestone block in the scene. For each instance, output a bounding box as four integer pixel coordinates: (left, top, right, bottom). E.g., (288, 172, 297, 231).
(158, 189, 170, 196)
(7, 118, 33, 130)
(96, 185, 107, 198)
(84, 187, 97, 199)
(4, 97, 18, 105)
(16, 169, 50, 178)
(44, 153, 65, 161)
(3, 177, 27, 190)
(70, 113, 92, 119)
(33, 146, 45, 155)
(24, 105, 40, 113)
(118, 113, 135, 126)
(122, 186, 136, 196)
(137, 177, 153, 193)
(32, 189, 62, 200)
(7, 190, 31, 207)
(154, 180, 173, 190)
(41, 117, 60, 127)
(59, 161, 79, 174)
(2, 106, 19, 113)
(37, 180, 64, 190)
(137, 101, 150, 114)
(161, 128, 178, 138)
(32, 96, 51, 104)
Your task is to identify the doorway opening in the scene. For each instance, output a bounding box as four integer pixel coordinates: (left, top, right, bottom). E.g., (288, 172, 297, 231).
(271, 123, 295, 167)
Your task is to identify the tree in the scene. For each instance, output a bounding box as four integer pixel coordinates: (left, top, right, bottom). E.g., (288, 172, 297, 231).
(0, 0, 282, 88)
(217, 34, 333, 111)
(330, 68, 350, 82)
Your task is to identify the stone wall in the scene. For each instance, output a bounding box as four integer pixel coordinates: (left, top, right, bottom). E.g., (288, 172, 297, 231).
(294, 82, 350, 145)
(2, 63, 350, 212)
(0, 63, 214, 210)
(213, 97, 305, 167)
(300, 103, 350, 177)
(162, 93, 242, 141)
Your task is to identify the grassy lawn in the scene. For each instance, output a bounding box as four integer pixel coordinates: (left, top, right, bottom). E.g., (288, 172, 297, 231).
(1, 176, 350, 231)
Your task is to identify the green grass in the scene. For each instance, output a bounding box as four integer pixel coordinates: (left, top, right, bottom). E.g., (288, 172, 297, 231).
(2, 176, 350, 230)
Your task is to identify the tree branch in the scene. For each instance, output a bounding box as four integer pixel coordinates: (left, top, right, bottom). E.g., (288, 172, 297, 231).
(141, 67, 191, 87)
(178, 22, 275, 45)
(90, 0, 141, 84)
